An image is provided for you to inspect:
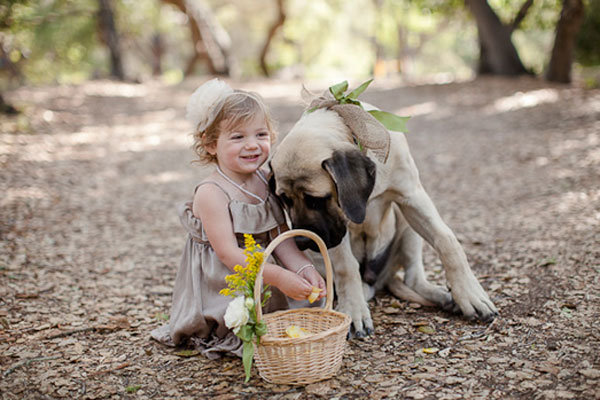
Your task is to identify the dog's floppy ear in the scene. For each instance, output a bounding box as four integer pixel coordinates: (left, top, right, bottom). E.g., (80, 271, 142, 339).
(322, 149, 376, 224)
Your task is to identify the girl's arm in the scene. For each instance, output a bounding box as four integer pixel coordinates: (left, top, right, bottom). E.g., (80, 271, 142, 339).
(272, 236, 327, 301)
(194, 183, 314, 301)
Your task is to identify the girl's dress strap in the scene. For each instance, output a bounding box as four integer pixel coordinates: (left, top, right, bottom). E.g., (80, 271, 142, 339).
(194, 181, 232, 201)
(256, 169, 269, 185)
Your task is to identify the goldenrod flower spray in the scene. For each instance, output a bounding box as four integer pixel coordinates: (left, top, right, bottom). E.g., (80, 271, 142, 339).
(220, 234, 271, 382)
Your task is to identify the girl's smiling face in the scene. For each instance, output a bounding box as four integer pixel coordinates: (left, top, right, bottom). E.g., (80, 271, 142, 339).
(208, 113, 271, 179)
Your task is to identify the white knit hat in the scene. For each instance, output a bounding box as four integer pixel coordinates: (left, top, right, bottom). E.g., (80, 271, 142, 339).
(186, 78, 234, 131)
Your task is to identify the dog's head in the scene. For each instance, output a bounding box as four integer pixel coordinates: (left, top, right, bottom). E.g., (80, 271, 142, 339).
(270, 109, 376, 250)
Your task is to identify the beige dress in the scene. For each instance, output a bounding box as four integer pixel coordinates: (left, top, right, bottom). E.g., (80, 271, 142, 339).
(151, 178, 290, 359)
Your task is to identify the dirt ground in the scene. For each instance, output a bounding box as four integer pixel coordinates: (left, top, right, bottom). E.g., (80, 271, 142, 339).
(1, 75, 599, 399)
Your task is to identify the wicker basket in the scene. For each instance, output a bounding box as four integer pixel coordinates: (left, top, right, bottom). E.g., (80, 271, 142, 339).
(253, 229, 351, 385)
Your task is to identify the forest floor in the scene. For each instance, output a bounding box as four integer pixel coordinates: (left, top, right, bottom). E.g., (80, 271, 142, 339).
(1, 75, 599, 399)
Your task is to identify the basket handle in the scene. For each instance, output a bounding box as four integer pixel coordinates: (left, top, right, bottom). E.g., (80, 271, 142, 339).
(253, 229, 334, 323)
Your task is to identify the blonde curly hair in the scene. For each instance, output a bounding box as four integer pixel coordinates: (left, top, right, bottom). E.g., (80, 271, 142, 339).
(192, 91, 278, 164)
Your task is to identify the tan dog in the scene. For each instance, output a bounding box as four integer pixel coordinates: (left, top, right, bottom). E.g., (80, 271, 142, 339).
(270, 106, 498, 337)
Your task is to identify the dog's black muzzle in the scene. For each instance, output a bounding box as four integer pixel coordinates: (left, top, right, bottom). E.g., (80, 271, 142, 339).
(294, 235, 320, 252)
(292, 224, 346, 251)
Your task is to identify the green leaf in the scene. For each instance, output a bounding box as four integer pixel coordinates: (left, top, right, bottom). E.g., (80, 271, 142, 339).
(242, 340, 254, 383)
(238, 324, 254, 342)
(368, 110, 410, 132)
(538, 258, 557, 267)
(154, 313, 169, 321)
(255, 320, 267, 337)
(347, 79, 373, 99)
(355, 137, 364, 152)
(417, 325, 435, 334)
(342, 98, 362, 107)
(560, 307, 573, 318)
(329, 81, 349, 100)
(174, 349, 200, 357)
(125, 385, 141, 393)
(262, 288, 271, 306)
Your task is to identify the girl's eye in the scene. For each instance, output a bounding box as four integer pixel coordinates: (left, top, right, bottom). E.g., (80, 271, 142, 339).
(257, 132, 269, 138)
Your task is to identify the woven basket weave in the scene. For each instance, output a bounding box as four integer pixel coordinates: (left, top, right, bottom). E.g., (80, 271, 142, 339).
(253, 229, 351, 385)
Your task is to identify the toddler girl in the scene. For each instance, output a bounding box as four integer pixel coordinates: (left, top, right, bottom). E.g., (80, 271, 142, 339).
(151, 79, 326, 359)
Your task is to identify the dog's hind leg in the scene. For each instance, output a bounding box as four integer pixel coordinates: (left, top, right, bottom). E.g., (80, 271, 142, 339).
(387, 275, 436, 306)
(388, 228, 456, 311)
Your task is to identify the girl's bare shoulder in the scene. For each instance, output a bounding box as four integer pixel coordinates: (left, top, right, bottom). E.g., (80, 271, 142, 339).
(193, 173, 231, 216)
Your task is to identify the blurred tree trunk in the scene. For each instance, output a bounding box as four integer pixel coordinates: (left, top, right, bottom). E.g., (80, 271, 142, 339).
(372, 0, 391, 78)
(465, 0, 529, 75)
(546, 0, 585, 83)
(162, 0, 231, 76)
(259, 0, 286, 76)
(151, 33, 164, 76)
(0, 40, 23, 83)
(396, 19, 450, 80)
(97, 0, 125, 80)
(0, 94, 18, 115)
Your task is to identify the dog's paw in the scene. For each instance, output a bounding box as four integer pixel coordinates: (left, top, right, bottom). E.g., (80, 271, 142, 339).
(440, 295, 459, 314)
(336, 301, 374, 339)
(467, 293, 499, 322)
(448, 272, 499, 322)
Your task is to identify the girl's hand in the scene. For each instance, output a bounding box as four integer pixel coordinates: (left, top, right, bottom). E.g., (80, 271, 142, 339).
(298, 266, 327, 301)
(274, 269, 314, 301)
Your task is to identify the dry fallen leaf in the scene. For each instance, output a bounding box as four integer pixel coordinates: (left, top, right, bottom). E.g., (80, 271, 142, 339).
(579, 369, 600, 379)
(174, 350, 200, 357)
(417, 325, 435, 334)
(438, 347, 451, 358)
(422, 347, 439, 354)
(2, 77, 598, 400)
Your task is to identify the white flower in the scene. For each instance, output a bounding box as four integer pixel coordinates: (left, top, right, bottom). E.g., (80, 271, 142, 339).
(224, 296, 249, 334)
(186, 78, 234, 131)
(245, 297, 254, 310)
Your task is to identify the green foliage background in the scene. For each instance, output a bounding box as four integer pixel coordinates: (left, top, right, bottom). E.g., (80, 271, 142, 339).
(0, 0, 597, 88)
(577, 0, 600, 66)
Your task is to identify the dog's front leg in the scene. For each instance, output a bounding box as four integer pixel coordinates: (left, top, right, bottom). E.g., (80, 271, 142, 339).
(398, 187, 498, 322)
(329, 233, 374, 337)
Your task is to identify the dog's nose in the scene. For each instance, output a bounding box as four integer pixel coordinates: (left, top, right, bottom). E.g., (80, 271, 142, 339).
(294, 236, 320, 251)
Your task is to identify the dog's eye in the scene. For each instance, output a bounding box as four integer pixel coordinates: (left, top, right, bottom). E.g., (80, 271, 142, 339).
(279, 193, 293, 207)
(304, 194, 330, 210)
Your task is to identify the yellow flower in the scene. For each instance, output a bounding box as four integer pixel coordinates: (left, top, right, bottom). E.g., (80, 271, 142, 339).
(285, 325, 311, 338)
(220, 234, 266, 299)
(218, 234, 271, 383)
(308, 286, 322, 303)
